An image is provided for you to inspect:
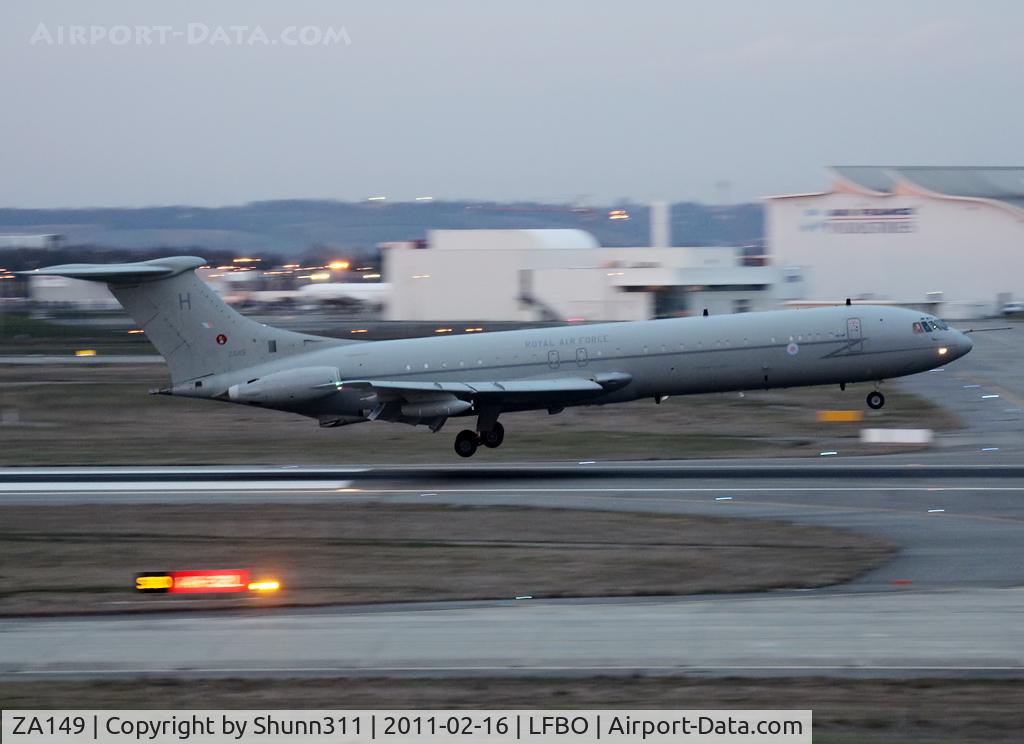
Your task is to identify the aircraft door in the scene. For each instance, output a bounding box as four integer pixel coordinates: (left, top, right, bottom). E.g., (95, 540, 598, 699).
(847, 317, 863, 352)
(548, 350, 560, 369)
(575, 347, 588, 367)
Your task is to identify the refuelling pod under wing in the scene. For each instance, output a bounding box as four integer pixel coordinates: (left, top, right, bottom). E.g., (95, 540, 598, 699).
(228, 366, 340, 406)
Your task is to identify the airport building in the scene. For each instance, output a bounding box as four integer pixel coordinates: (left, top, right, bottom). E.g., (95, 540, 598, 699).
(766, 166, 1024, 316)
(382, 229, 803, 322)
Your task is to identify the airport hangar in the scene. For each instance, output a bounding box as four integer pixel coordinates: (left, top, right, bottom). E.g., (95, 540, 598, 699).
(382, 228, 804, 322)
(767, 166, 1024, 317)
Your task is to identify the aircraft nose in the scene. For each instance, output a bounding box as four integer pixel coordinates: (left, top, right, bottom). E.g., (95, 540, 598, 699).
(958, 331, 974, 356)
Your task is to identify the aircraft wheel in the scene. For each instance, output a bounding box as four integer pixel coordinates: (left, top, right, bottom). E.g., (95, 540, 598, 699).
(866, 391, 885, 410)
(454, 430, 479, 458)
(480, 422, 505, 449)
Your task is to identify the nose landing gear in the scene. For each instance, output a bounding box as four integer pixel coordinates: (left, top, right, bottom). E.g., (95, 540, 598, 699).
(866, 390, 886, 410)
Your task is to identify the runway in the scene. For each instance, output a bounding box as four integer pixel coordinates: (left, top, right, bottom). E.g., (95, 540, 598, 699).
(1, 458, 1023, 680)
(3, 588, 1023, 679)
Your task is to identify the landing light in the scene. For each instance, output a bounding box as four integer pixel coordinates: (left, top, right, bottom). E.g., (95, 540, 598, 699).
(938, 347, 949, 356)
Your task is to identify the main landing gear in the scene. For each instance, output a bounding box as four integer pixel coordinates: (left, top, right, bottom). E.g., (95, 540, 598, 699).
(454, 422, 505, 457)
(866, 390, 886, 410)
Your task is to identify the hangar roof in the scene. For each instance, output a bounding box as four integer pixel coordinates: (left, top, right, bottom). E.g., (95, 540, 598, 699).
(832, 165, 1024, 210)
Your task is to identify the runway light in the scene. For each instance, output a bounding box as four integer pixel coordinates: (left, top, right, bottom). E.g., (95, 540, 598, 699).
(74, 349, 97, 357)
(127, 329, 145, 335)
(350, 329, 369, 334)
(927, 509, 945, 513)
(308, 272, 331, 281)
(328, 260, 350, 271)
(135, 574, 173, 592)
(434, 327, 453, 333)
(938, 346, 948, 355)
(415, 196, 434, 201)
(817, 410, 863, 423)
(247, 580, 281, 592)
(232, 257, 260, 263)
(608, 209, 630, 220)
(361, 273, 381, 279)
(464, 327, 484, 333)
(168, 569, 249, 593)
(367, 195, 387, 201)
(819, 451, 839, 456)
(982, 394, 1000, 399)
(715, 496, 733, 501)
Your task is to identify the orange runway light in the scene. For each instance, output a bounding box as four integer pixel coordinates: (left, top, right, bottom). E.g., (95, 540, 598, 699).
(327, 260, 350, 271)
(247, 580, 281, 592)
(817, 410, 864, 423)
(74, 349, 97, 357)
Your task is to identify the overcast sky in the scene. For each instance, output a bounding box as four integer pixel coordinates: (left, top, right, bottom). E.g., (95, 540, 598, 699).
(1, 1, 1022, 207)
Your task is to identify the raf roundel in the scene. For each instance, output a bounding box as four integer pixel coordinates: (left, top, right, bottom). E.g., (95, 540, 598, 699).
(216, 333, 228, 346)
(786, 342, 799, 356)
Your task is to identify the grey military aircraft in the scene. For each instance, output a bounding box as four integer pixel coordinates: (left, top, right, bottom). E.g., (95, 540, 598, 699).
(26, 256, 973, 457)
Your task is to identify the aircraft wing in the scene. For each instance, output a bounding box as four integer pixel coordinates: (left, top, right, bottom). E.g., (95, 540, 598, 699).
(336, 378, 602, 395)
(327, 372, 632, 421)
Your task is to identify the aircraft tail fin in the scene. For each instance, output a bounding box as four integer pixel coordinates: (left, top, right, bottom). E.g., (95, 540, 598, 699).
(22, 256, 350, 385)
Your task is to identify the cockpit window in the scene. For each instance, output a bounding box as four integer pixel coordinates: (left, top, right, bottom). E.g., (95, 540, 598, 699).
(912, 322, 924, 334)
(920, 318, 949, 331)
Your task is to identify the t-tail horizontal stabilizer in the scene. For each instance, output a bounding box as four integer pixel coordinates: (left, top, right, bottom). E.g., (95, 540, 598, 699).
(20, 256, 352, 385)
